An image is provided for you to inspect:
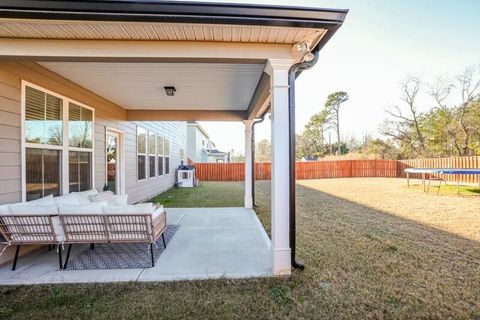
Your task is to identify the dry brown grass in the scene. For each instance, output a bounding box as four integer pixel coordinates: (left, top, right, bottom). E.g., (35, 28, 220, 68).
(298, 178, 480, 241)
(1, 179, 480, 319)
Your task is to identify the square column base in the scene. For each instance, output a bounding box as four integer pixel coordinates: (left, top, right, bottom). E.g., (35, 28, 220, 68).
(271, 247, 291, 275)
(244, 196, 253, 209)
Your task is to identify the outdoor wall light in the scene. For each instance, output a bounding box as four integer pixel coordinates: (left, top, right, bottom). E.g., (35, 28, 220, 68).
(303, 51, 315, 62)
(292, 41, 314, 62)
(293, 41, 308, 54)
(164, 86, 176, 96)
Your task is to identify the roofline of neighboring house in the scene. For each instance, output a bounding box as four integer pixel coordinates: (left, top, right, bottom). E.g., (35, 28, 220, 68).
(205, 149, 229, 156)
(0, 1, 348, 30)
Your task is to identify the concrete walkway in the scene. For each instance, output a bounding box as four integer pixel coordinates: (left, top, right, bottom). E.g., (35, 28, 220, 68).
(0, 208, 272, 285)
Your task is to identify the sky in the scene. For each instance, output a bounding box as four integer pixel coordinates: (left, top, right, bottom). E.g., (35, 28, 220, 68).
(196, 0, 480, 154)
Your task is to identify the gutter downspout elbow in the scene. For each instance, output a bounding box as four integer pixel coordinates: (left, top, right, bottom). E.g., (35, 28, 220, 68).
(288, 48, 320, 271)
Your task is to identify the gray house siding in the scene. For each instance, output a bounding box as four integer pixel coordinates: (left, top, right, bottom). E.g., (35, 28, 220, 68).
(0, 61, 186, 265)
(186, 124, 208, 163)
(0, 61, 186, 204)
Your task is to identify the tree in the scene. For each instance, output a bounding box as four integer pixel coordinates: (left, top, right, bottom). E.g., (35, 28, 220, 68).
(255, 139, 271, 162)
(323, 91, 349, 152)
(296, 110, 329, 159)
(229, 149, 245, 163)
(380, 76, 427, 157)
(380, 65, 480, 158)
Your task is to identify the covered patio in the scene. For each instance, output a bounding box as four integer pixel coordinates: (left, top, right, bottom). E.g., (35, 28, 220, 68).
(0, 207, 271, 284)
(0, 1, 347, 279)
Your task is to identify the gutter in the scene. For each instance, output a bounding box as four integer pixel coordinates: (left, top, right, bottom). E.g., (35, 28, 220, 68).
(251, 111, 268, 207)
(288, 24, 343, 270)
(0, 1, 348, 29)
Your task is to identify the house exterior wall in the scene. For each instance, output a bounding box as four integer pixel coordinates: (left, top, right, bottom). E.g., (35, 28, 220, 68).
(0, 61, 186, 264)
(186, 125, 208, 163)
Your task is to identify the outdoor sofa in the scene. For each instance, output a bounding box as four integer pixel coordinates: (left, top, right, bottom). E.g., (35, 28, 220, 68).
(0, 190, 167, 271)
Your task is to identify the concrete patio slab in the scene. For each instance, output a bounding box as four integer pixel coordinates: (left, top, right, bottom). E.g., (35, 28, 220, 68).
(0, 208, 272, 284)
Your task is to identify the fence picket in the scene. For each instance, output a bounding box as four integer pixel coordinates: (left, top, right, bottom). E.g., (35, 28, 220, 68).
(193, 157, 480, 182)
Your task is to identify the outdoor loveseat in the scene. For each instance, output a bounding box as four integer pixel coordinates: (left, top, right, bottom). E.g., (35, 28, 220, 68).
(0, 190, 167, 271)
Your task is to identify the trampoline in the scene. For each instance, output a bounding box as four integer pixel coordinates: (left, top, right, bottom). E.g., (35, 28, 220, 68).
(404, 168, 480, 194)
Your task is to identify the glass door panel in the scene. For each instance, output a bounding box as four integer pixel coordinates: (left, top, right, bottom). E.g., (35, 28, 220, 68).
(106, 131, 120, 194)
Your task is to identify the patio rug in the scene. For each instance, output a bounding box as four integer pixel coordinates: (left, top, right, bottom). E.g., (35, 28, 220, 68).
(64, 224, 180, 270)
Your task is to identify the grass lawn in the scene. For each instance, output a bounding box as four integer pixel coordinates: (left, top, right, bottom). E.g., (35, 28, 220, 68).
(407, 179, 480, 196)
(2, 178, 480, 319)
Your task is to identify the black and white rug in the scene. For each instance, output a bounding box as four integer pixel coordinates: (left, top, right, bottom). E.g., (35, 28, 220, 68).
(64, 224, 180, 270)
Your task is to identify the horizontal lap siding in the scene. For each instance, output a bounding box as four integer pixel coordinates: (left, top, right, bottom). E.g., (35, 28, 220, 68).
(0, 61, 186, 265)
(0, 69, 22, 204)
(0, 61, 186, 206)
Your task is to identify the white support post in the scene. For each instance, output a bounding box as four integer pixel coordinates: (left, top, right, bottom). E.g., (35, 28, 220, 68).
(244, 120, 254, 209)
(265, 58, 293, 275)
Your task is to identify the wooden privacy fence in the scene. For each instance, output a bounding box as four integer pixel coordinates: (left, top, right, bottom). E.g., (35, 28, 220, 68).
(193, 157, 480, 183)
(194, 160, 399, 181)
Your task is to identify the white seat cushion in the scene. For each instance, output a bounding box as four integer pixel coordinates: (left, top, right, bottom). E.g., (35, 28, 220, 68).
(72, 189, 98, 204)
(89, 191, 114, 203)
(58, 204, 104, 215)
(9, 204, 58, 215)
(27, 194, 55, 206)
(0, 204, 11, 215)
(152, 206, 165, 220)
(103, 203, 153, 214)
(54, 193, 81, 205)
(109, 194, 128, 206)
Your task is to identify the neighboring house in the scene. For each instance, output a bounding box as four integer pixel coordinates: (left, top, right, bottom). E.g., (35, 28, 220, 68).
(204, 149, 230, 163)
(186, 121, 229, 163)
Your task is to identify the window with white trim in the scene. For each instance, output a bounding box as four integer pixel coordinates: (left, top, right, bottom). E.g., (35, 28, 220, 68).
(23, 83, 94, 201)
(157, 134, 164, 176)
(149, 132, 156, 178)
(137, 126, 147, 181)
(165, 138, 170, 175)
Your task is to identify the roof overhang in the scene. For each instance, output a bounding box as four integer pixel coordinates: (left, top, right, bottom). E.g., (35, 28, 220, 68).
(0, 1, 348, 29)
(0, 1, 348, 121)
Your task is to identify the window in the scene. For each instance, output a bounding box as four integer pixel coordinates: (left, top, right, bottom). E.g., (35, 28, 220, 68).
(157, 135, 164, 176)
(149, 132, 156, 178)
(23, 83, 94, 201)
(69, 102, 93, 148)
(69, 151, 92, 193)
(165, 138, 170, 174)
(26, 148, 61, 200)
(137, 127, 147, 181)
(25, 86, 63, 146)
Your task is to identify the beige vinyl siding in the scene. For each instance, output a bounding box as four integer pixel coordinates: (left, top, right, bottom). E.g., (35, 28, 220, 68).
(0, 61, 186, 264)
(0, 69, 22, 204)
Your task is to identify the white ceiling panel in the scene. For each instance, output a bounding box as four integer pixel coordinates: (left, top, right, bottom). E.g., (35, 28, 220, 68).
(38, 62, 265, 111)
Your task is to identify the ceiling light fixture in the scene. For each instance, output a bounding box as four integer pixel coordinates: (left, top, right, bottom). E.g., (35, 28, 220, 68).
(164, 86, 176, 96)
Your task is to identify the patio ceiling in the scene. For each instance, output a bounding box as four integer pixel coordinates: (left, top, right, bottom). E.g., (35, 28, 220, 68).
(0, 1, 347, 121)
(38, 61, 265, 112)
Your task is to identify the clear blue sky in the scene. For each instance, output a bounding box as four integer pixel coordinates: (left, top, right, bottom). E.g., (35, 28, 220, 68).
(196, 0, 480, 153)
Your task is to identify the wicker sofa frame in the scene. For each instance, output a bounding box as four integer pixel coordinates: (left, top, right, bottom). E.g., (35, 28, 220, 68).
(0, 209, 167, 271)
(59, 211, 167, 269)
(0, 214, 59, 270)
